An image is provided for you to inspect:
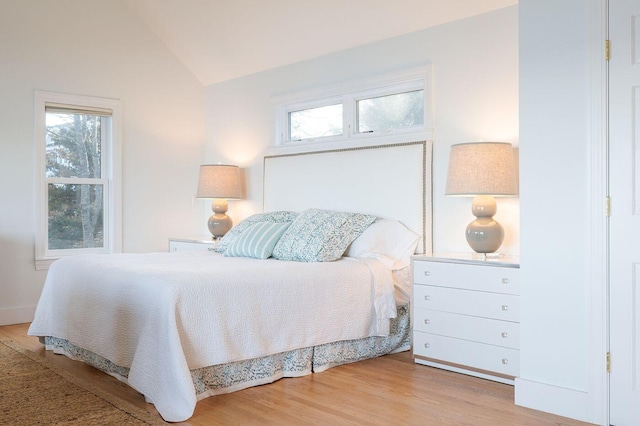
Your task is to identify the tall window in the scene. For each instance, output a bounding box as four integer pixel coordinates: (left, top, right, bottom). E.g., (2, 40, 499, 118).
(274, 67, 432, 146)
(35, 91, 122, 269)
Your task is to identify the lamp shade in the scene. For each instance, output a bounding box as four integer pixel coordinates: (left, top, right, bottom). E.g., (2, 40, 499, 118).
(196, 164, 242, 199)
(445, 142, 518, 196)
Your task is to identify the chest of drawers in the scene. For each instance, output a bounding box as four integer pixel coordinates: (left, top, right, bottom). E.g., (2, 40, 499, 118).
(412, 254, 520, 384)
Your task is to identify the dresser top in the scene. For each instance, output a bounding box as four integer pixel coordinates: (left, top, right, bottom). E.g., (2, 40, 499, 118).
(169, 236, 217, 244)
(412, 252, 520, 268)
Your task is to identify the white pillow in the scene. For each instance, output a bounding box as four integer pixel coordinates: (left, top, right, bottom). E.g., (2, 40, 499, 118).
(344, 220, 420, 270)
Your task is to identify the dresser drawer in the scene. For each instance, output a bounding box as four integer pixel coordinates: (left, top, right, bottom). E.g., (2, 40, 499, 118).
(414, 309, 519, 349)
(414, 285, 519, 322)
(413, 260, 519, 294)
(414, 332, 519, 378)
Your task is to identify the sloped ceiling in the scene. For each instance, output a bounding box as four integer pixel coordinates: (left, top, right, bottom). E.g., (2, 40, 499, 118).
(125, 0, 517, 86)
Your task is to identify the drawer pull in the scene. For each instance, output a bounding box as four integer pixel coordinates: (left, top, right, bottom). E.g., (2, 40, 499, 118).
(424, 343, 430, 349)
(502, 278, 510, 284)
(424, 319, 430, 325)
(424, 271, 431, 277)
(501, 305, 509, 311)
(501, 332, 508, 338)
(501, 358, 509, 365)
(424, 295, 430, 301)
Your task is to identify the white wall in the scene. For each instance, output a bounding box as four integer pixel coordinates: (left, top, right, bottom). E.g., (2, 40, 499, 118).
(205, 4, 606, 423)
(204, 6, 520, 256)
(0, 1, 606, 422)
(0, 0, 205, 325)
(517, 0, 600, 423)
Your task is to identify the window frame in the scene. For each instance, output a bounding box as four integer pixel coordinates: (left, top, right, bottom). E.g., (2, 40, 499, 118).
(273, 66, 433, 150)
(35, 91, 122, 270)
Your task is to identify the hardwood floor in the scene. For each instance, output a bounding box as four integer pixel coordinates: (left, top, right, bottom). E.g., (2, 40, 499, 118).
(1, 323, 589, 426)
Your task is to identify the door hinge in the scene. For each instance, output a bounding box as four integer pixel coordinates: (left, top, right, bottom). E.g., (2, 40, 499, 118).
(606, 197, 611, 216)
(607, 352, 611, 373)
(605, 40, 610, 61)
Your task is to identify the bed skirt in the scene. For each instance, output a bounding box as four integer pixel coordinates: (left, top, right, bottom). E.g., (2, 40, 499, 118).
(43, 304, 411, 402)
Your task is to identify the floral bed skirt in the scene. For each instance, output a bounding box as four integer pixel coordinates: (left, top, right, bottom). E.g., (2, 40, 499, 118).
(44, 304, 410, 400)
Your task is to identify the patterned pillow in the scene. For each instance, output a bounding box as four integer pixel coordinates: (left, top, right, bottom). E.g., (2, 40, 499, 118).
(224, 222, 291, 259)
(215, 211, 298, 253)
(272, 208, 376, 262)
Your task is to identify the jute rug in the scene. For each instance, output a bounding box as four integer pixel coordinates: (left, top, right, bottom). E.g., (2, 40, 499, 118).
(0, 339, 165, 425)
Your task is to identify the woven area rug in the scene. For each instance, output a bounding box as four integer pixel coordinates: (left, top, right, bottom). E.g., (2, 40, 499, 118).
(0, 339, 165, 425)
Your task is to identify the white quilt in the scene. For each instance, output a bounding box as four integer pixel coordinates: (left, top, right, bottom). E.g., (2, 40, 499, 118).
(28, 252, 396, 422)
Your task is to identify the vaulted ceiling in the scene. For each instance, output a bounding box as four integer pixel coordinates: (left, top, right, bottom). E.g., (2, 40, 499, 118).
(125, 0, 517, 86)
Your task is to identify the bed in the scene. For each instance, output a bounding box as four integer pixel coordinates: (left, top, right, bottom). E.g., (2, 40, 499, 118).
(28, 141, 432, 422)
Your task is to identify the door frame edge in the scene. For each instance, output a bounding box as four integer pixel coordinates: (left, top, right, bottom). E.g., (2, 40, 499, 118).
(587, 0, 610, 424)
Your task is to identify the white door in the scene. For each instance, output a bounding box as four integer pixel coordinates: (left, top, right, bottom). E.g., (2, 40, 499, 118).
(609, 0, 640, 424)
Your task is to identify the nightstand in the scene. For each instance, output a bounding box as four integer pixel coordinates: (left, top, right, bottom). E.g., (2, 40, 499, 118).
(169, 236, 217, 252)
(412, 253, 520, 384)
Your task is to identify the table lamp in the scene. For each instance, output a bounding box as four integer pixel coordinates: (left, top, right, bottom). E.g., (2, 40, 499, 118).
(445, 142, 518, 253)
(196, 164, 242, 238)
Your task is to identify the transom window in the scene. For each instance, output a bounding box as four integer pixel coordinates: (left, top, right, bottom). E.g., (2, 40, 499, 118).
(274, 67, 432, 146)
(289, 103, 343, 141)
(357, 89, 424, 133)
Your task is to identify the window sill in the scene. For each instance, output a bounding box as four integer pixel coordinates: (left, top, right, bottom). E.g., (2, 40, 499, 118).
(35, 258, 58, 271)
(267, 129, 433, 156)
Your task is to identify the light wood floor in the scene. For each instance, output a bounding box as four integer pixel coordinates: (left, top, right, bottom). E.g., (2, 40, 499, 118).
(1, 323, 590, 426)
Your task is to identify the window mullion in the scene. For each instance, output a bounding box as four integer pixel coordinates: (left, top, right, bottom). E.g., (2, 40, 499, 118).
(344, 94, 355, 139)
(102, 179, 111, 253)
(43, 181, 50, 258)
(101, 117, 109, 180)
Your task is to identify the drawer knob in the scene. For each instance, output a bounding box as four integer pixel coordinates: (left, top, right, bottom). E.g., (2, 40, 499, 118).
(424, 271, 431, 277)
(502, 358, 509, 365)
(501, 305, 509, 311)
(424, 295, 430, 301)
(501, 332, 508, 338)
(424, 343, 430, 349)
(502, 278, 510, 284)
(424, 319, 430, 325)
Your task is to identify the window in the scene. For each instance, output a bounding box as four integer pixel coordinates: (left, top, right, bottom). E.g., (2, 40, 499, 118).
(274, 67, 432, 147)
(35, 91, 122, 269)
(289, 103, 343, 141)
(357, 89, 424, 133)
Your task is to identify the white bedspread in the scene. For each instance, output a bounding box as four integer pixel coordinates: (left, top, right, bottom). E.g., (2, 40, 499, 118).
(28, 252, 396, 422)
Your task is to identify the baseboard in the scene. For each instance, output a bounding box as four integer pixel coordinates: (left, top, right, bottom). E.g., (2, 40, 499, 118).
(0, 305, 36, 326)
(515, 378, 589, 423)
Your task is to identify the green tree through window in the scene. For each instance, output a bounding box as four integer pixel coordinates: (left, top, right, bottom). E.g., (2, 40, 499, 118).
(46, 111, 106, 250)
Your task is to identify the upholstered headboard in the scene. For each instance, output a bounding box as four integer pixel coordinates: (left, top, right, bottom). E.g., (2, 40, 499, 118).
(263, 141, 432, 254)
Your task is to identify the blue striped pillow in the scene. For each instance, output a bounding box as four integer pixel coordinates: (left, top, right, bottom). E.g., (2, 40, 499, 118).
(223, 221, 291, 259)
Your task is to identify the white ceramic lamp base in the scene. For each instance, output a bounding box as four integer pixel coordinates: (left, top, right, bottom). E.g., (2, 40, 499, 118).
(465, 195, 504, 253)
